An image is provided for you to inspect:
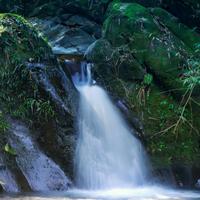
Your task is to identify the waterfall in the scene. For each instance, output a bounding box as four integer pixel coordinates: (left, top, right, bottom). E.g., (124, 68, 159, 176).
(73, 62, 149, 190)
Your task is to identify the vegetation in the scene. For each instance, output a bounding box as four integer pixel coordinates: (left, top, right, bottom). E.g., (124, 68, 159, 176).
(0, 13, 56, 125)
(0, 111, 9, 134)
(88, 10, 200, 166)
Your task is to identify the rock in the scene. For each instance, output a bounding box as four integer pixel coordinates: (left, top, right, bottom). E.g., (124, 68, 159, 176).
(103, 2, 200, 97)
(30, 16, 98, 56)
(113, 0, 200, 32)
(85, 2, 200, 173)
(61, 15, 101, 38)
(29, 2, 63, 18)
(0, 13, 78, 117)
(86, 38, 145, 82)
(0, 153, 20, 193)
(0, 14, 78, 187)
(61, 0, 111, 23)
(7, 119, 71, 191)
(195, 179, 200, 188)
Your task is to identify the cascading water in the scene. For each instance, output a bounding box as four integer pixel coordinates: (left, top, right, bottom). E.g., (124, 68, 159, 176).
(72, 62, 149, 190)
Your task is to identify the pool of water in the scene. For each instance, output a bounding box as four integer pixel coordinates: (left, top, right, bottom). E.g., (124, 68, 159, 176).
(1, 186, 200, 200)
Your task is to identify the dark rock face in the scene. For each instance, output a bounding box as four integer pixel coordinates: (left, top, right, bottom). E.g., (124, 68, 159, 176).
(0, 153, 20, 193)
(158, 0, 200, 33)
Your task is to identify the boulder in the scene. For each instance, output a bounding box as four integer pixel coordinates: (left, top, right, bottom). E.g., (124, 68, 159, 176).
(103, 3, 200, 96)
(30, 15, 100, 56)
(0, 13, 78, 185)
(85, 3, 200, 175)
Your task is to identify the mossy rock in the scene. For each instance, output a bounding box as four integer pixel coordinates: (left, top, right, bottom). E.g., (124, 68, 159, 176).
(0, 13, 77, 123)
(92, 71, 200, 167)
(103, 3, 200, 97)
(0, 13, 78, 181)
(86, 38, 145, 82)
(112, 0, 200, 31)
(87, 3, 200, 168)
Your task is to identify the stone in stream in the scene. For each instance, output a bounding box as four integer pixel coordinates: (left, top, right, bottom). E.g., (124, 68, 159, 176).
(30, 15, 100, 56)
(7, 119, 71, 191)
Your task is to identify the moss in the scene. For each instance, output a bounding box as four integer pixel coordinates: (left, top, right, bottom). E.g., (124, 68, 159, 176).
(150, 8, 200, 51)
(105, 75, 200, 167)
(103, 3, 200, 98)
(0, 13, 56, 123)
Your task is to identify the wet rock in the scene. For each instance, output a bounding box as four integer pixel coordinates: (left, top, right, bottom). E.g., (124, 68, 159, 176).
(61, 15, 101, 38)
(86, 39, 145, 82)
(116, 100, 144, 138)
(195, 179, 200, 189)
(0, 14, 79, 188)
(7, 119, 71, 192)
(30, 16, 98, 56)
(0, 154, 20, 193)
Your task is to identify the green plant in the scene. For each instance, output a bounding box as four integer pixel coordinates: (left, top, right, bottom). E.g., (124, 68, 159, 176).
(12, 98, 55, 123)
(0, 112, 9, 134)
(4, 143, 16, 156)
(183, 58, 200, 89)
(143, 73, 153, 86)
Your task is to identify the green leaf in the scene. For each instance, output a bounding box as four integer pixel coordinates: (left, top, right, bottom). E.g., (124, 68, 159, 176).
(143, 74, 153, 85)
(4, 143, 16, 156)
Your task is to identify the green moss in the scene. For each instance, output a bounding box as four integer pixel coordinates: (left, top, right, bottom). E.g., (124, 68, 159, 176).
(111, 2, 146, 19)
(103, 3, 200, 98)
(98, 70, 200, 167)
(150, 8, 200, 51)
(90, 0, 200, 169)
(142, 86, 199, 166)
(0, 13, 55, 124)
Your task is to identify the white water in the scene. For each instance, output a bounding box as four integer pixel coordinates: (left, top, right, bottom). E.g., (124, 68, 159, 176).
(73, 63, 149, 190)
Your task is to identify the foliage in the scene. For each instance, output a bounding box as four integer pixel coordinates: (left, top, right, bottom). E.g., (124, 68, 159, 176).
(183, 58, 200, 90)
(0, 112, 9, 134)
(0, 14, 56, 125)
(4, 143, 16, 156)
(143, 74, 153, 86)
(12, 98, 55, 123)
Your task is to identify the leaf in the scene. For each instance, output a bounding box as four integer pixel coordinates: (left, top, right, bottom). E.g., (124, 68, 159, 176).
(4, 144, 16, 156)
(143, 74, 153, 85)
